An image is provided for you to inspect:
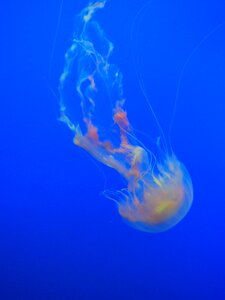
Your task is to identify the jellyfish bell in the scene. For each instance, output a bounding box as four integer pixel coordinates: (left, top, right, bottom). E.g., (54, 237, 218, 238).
(117, 155, 193, 232)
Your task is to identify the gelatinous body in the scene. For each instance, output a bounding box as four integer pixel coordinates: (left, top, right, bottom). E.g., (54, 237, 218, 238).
(59, 0, 193, 232)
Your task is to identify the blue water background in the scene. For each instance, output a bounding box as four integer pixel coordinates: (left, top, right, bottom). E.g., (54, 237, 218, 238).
(1, 0, 225, 299)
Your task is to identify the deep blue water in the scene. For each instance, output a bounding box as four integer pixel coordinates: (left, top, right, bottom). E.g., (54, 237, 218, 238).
(1, 0, 225, 299)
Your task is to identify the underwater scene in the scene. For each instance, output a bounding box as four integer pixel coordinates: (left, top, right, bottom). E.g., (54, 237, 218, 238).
(1, 0, 225, 299)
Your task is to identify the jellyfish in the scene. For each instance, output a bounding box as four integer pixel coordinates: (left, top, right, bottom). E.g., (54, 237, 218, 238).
(58, 0, 193, 232)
